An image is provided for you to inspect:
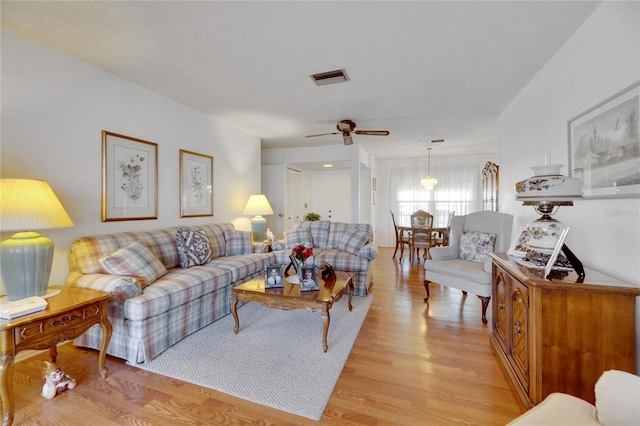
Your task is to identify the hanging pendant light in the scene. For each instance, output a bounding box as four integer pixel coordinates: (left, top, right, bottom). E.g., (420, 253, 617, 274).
(421, 147, 438, 190)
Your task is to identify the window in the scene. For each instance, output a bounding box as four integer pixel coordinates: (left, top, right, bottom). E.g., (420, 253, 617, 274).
(390, 164, 479, 226)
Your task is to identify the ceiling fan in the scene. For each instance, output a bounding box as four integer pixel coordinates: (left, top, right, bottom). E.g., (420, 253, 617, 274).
(305, 119, 390, 145)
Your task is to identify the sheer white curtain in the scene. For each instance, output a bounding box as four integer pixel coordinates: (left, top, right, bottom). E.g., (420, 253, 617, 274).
(389, 163, 480, 227)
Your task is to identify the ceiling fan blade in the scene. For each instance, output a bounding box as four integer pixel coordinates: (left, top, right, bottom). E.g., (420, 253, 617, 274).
(354, 130, 390, 136)
(305, 132, 340, 138)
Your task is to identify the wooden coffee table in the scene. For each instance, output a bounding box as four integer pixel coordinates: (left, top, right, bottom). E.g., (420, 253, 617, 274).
(231, 271, 355, 352)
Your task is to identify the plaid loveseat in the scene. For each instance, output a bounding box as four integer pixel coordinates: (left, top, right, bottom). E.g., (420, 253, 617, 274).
(65, 223, 275, 364)
(271, 220, 377, 296)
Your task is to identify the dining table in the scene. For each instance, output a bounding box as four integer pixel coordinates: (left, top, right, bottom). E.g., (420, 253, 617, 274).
(395, 223, 450, 263)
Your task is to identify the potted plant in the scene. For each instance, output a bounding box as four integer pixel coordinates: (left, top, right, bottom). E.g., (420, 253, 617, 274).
(305, 212, 320, 221)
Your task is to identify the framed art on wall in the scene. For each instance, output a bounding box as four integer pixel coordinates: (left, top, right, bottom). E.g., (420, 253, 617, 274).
(568, 81, 640, 198)
(180, 149, 213, 217)
(102, 131, 158, 221)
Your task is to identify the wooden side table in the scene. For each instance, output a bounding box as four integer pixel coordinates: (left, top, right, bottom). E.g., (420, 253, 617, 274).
(0, 286, 112, 426)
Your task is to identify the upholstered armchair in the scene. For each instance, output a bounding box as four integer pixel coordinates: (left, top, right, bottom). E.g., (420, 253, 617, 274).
(423, 211, 513, 323)
(508, 370, 640, 425)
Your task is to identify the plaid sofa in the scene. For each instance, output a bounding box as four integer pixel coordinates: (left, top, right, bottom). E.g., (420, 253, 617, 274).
(65, 223, 274, 364)
(272, 220, 378, 296)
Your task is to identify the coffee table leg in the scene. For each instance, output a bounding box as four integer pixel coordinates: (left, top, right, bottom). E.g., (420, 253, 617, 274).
(347, 279, 354, 311)
(231, 295, 240, 334)
(322, 308, 330, 352)
(98, 312, 112, 379)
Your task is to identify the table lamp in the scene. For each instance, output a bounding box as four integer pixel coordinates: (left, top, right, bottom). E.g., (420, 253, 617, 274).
(1, 179, 74, 301)
(243, 194, 274, 243)
(514, 156, 585, 277)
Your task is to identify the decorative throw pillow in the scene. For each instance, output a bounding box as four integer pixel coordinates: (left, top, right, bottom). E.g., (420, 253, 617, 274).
(285, 228, 313, 249)
(176, 229, 212, 268)
(336, 227, 369, 255)
(224, 230, 253, 256)
(459, 230, 496, 263)
(99, 241, 168, 288)
(595, 370, 640, 426)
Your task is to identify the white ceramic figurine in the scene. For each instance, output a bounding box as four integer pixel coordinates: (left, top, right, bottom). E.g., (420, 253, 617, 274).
(266, 228, 275, 243)
(41, 361, 76, 400)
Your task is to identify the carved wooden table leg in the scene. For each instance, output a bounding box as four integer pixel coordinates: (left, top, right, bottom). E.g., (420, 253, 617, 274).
(231, 296, 240, 334)
(98, 308, 113, 379)
(322, 307, 330, 353)
(478, 295, 490, 324)
(49, 345, 57, 363)
(1, 329, 15, 426)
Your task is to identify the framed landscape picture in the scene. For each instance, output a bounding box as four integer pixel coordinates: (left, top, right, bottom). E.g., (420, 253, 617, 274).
(568, 81, 640, 198)
(180, 149, 214, 217)
(102, 131, 158, 221)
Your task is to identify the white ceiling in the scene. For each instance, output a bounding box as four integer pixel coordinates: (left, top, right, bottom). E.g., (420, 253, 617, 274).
(1, 1, 601, 161)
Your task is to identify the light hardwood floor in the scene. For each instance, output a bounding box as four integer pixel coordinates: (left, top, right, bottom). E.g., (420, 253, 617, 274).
(9, 248, 525, 425)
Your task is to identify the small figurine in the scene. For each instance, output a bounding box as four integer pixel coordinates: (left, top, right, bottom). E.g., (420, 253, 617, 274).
(266, 228, 275, 243)
(41, 361, 76, 400)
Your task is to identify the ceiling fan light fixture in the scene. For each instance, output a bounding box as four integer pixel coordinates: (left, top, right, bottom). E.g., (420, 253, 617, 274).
(310, 68, 350, 86)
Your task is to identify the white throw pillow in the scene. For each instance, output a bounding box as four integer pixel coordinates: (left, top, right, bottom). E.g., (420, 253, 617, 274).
(595, 370, 640, 426)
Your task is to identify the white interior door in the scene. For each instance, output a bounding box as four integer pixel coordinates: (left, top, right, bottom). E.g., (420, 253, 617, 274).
(286, 168, 302, 230)
(261, 165, 286, 239)
(323, 171, 351, 222)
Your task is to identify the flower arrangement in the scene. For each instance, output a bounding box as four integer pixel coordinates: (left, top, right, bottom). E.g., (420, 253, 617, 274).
(291, 243, 313, 264)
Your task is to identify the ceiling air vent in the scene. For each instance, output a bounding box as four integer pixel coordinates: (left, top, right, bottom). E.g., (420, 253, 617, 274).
(310, 68, 350, 86)
(430, 139, 446, 143)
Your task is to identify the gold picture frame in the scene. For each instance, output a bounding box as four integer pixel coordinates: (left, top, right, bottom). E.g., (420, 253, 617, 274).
(102, 131, 158, 222)
(180, 149, 213, 217)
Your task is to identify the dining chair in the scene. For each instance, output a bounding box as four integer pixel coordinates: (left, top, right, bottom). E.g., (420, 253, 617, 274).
(433, 210, 455, 247)
(390, 210, 410, 260)
(409, 210, 435, 266)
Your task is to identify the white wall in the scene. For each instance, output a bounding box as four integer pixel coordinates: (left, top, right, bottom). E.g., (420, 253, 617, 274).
(1, 30, 262, 285)
(499, 1, 640, 286)
(498, 2, 640, 369)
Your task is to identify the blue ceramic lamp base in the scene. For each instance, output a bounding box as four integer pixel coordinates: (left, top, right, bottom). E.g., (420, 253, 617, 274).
(0, 231, 53, 301)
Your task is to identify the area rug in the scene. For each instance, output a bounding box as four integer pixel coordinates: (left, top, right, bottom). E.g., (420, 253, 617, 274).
(129, 294, 373, 420)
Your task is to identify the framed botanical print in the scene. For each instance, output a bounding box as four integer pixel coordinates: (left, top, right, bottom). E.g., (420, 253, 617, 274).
(102, 131, 158, 221)
(180, 149, 214, 217)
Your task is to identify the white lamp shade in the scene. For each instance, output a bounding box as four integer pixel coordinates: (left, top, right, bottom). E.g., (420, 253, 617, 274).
(243, 194, 274, 216)
(1, 179, 74, 231)
(1, 179, 74, 301)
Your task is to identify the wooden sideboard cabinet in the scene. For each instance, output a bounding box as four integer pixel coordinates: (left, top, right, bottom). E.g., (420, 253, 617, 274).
(490, 253, 640, 408)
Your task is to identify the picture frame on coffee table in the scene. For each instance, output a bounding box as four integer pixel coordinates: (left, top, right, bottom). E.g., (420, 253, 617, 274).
(102, 131, 158, 222)
(299, 265, 320, 292)
(180, 149, 214, 217)
(568, 81, 639, 199)
(264, 264, 284, 288)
